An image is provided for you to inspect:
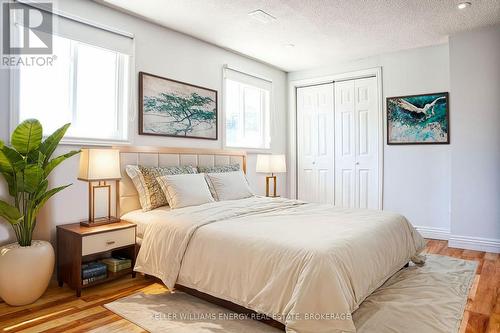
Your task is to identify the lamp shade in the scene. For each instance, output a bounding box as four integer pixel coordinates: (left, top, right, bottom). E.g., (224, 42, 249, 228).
(78, 149, 121, 181)
(256, 154, 286, 173)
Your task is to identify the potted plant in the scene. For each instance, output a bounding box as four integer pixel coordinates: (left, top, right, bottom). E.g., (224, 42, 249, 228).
(0, 119, 79, 306)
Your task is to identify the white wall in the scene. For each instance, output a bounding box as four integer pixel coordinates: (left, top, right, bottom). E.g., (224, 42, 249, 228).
(0, 0, 288, 245)
(449, 25, 500, 251)
(288, 44, 452, 238)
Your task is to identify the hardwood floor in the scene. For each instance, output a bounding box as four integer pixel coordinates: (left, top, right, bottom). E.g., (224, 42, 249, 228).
(0, 239, 498, 333)
(423, 240, 500, 333)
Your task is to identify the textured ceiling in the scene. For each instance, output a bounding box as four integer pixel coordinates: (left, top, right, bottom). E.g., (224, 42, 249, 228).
(99, 0, 500, 71)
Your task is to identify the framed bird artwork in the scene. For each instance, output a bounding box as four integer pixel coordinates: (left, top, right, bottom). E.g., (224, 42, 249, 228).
(386, 92, 449, 144)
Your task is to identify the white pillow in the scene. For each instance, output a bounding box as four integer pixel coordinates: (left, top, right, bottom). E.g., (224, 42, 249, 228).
(156, 174, 214, 209)
(125, 165, 197, 211)
(205, 171, 254, 201)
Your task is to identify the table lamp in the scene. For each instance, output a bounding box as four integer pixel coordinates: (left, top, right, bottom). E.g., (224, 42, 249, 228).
(78, 148, 121, 227)
(256, 154, 286, 197)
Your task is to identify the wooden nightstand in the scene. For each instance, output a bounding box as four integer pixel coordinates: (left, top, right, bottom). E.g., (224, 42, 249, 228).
(56, 221, 137, 297)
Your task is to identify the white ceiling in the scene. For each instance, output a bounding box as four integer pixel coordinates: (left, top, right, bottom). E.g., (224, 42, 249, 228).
(99, 0, 500, 72)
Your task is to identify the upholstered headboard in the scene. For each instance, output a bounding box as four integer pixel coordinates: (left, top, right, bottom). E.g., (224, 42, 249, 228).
(114, 146, 247, 217)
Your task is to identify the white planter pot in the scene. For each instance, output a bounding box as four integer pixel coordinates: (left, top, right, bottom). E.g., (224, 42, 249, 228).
(0, 240, 55, 306)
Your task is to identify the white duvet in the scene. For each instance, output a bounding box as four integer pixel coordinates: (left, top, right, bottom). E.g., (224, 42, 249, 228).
(134, 197, 425, 333)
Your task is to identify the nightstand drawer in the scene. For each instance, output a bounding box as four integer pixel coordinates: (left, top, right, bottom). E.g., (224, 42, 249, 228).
(82, 228, 135, 256)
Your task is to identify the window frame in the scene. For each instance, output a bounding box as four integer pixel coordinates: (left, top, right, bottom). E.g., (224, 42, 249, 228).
(222, 67, 273, 153)
(9, 24, 133, 146)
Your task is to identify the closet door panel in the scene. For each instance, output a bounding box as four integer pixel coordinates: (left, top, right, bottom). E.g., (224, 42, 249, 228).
(297, 86, 317, 202)
(354, 77, 379, 209)
(315, 84, 335, 204)
(297, 84, 334, 203)
(341, 169, 355, 208)
(335, 77, 379, 209)
(335, 80, 356, 207)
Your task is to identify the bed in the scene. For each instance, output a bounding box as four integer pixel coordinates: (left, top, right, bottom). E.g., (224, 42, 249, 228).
(121, 206, 170, 245)
(116, 147, 426, 333)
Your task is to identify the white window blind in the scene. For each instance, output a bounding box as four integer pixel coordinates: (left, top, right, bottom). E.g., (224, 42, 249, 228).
(223, 67, 271, 150)
(12, 3, 133, 143)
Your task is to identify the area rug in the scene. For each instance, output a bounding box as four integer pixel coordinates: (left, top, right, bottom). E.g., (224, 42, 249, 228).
(105, 254, 477, 333)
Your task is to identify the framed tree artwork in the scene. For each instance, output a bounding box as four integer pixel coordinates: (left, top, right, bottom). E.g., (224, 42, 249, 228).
(139, 72, 217, 140)
(387, 92, 449, 144)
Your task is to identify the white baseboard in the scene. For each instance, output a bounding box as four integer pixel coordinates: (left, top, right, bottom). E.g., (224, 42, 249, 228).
(414, 226, 450, 240)
(414, 226, 500, 253)
(448, 235, 500, 253)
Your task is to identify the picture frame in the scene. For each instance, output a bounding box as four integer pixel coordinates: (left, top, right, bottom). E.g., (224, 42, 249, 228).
(139, 71, 218, 140)
(386, 92, 450, 145)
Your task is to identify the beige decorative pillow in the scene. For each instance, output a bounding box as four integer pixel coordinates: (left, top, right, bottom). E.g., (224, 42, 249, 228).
(125, 165, 196, 211)
(157, 174, 215, 209)
(205, 171, 254, 201)
(197, 164, 240, 173)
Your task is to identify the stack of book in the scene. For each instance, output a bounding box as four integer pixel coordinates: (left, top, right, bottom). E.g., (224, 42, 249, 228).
(101, 256, 132, 273)
(81, 262, 107, 285)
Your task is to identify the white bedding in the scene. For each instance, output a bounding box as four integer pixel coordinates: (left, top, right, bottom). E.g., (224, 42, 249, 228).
(134, 197, 425, 333)
(121, 206, 171, 238)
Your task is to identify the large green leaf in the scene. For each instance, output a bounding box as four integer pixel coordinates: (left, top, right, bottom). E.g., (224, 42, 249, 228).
(27, 150, 45, 166)
(15, 170, 25, 193)
(33, 184, 71, 217)
(0, 149, 14, 175)
(44, 150, 80, 177)
(0, 200, 23, 225)
(39, 123, 71, 164)
(0, 145, 24, 175)
(11, 119, 43, 155)
(36, 151, 45, 167)
(23, 164, 44, 193)
(2, 173, 16, 196)
(34, 179, 48, 201)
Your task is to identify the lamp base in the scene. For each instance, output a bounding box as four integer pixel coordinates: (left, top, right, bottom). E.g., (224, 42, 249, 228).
(265, 175, 278, 197)
(80, 217, 120, 227)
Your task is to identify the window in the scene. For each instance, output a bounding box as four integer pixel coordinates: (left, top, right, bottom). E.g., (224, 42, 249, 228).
(12, 5, 132, 143)
(223, 67, 271, 150)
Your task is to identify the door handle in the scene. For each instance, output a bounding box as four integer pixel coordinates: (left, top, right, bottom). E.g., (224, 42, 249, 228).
(312, 161, 316, 165)
(355, 162, 360, 165)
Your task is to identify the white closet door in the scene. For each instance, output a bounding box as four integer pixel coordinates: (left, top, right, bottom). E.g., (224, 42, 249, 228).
(334, 80, 356, 207)
(354, 77, 379, 208)
(297, 85, 317, 203)
(335, 77, 379, 209)
(297, 84, 334, 204)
